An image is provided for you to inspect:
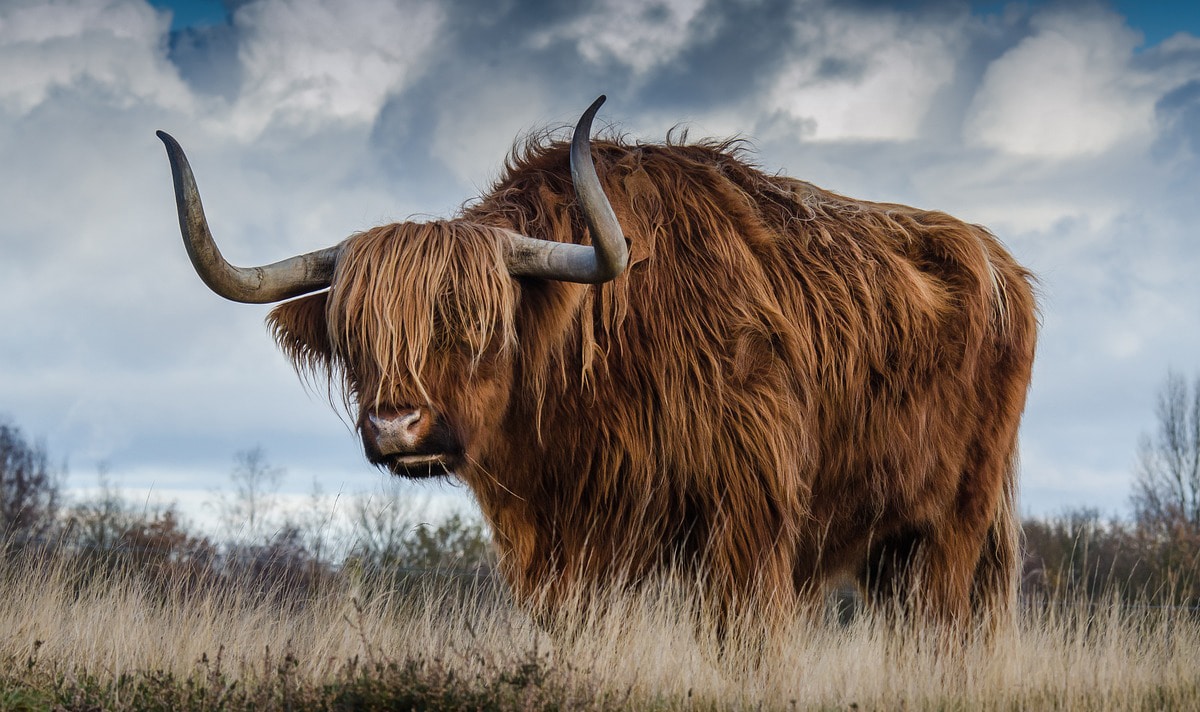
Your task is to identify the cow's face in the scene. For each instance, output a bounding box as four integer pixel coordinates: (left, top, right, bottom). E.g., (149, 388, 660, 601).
(158, 99, 622, 480)
(269, 222, 519, 479)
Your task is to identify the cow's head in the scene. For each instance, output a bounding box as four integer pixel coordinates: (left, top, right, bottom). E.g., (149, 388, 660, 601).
(157, 97, 627, 479)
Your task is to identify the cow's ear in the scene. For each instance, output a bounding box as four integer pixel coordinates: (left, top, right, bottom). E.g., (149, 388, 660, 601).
(268, 292, 332, 373)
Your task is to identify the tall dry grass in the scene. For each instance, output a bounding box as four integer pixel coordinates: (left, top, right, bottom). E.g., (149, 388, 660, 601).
(1, 555, 1198, 710)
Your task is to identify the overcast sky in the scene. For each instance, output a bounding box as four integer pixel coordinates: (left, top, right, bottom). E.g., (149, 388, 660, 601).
(2, 0, 1199, 531)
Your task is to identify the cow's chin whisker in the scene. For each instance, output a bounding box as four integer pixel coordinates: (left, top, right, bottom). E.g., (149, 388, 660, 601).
(393, 453, 446, 466)
(381, 452, 458, 479)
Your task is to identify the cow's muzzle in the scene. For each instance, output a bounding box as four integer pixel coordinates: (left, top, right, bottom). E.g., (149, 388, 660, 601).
(361, 408, 461, 478)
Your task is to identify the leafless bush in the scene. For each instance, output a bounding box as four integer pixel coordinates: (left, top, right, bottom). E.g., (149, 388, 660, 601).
(0, 419, 60, 547)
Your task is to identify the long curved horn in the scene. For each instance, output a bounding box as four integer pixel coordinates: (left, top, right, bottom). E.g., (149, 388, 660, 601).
(504, 95, 629, 284)
(157, 131, 341, 304)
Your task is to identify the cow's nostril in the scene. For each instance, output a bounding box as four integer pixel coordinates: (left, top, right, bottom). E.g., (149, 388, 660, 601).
(397, 409, 421, 432)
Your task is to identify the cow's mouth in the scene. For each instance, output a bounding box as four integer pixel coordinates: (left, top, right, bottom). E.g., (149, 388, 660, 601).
(394, 453, 445, 466)
(381, 452, 460, 479)
(360, 409, 463, 479)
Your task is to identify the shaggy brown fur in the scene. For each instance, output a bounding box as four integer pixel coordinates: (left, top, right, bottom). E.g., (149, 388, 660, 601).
(269, 135, 1037, 630)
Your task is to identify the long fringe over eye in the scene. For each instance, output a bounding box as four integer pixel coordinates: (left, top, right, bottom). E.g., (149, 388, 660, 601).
(325, 222, 518, 410)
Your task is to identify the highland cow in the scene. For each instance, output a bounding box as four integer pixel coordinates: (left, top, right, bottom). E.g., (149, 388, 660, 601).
(157, 97, 1037, 629)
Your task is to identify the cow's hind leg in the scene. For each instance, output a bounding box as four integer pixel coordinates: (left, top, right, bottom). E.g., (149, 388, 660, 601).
(859, 527, 989, 633)
(913, 531, 987, 630)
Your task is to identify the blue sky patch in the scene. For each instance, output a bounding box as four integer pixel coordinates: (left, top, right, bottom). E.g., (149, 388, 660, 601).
(149, 0, 228, 30)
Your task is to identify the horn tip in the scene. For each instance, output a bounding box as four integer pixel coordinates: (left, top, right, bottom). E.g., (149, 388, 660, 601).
(587, 95, 606, 115)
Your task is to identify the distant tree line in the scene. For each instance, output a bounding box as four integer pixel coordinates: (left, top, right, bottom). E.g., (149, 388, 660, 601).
(0, 421, 59, 545)
(0, 422, 495, 603)
(3, 371, 1200, 609)
(1022, 371, 1200, 608)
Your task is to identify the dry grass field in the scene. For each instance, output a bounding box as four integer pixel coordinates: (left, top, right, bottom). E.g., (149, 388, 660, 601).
(1, 556, 1198, 711)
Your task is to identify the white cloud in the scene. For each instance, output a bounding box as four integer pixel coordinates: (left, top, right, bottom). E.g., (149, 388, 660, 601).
(431, 80, 553, 184)
(0, 0, 191, 114)
(965, 8, 1159, 158)
(1158, 31, 1200, 55)
(1, 0, 1199, 524)
(226, 0, 443, 139)
(532, 0, 709, 75)
(764, 6, 964, 142)
(0, 0, 439, 491)
(905, 144, 1157, 234)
